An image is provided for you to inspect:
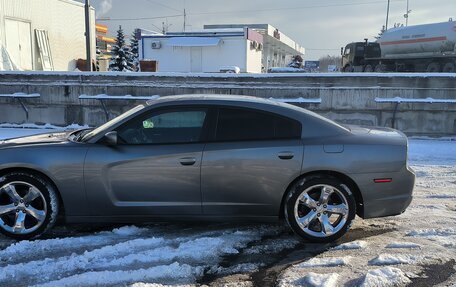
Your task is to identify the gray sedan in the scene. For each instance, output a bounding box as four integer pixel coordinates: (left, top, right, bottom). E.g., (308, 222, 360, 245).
(0, 95, 415, 242)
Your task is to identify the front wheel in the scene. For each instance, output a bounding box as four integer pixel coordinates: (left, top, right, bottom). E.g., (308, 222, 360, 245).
(0, 172, 59, 240)
(285, 177, 356, 243)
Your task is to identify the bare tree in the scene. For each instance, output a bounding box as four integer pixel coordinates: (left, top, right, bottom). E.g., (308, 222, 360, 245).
(318, 55, 342, 72)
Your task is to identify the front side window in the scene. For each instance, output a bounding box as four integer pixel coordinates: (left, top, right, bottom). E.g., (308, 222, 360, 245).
(215, 108, 301, 142)
(117, 109, 207, 144)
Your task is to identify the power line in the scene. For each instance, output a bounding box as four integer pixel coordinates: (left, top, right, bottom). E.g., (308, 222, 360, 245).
(188, 0, 405, 16)
(144, 0, 181, 13)
(96, 0, 404, 22)
(96, 14, 183, 21)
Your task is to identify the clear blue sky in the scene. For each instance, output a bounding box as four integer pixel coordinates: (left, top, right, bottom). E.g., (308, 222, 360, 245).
(84, 0, 455, 60)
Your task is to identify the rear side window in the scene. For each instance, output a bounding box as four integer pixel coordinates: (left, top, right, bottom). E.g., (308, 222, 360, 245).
(215, 108, 301, 142)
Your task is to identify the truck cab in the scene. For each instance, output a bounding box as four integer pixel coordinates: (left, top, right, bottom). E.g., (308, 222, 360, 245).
(342, 42, 381, 72)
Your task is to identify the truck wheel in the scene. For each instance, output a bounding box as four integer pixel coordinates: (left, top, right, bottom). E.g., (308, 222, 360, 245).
(426, 62, 441, 73)
(442, 62, 455, 73)
(374, 64, 386, 72)
(364, 65, 374, 72)
(343, 65, 355, 72)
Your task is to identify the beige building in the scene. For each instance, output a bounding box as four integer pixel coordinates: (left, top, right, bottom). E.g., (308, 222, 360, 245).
(0, 0, 96, 71)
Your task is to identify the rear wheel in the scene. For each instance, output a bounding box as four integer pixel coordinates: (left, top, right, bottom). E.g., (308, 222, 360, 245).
(0, 173, 58, 240)
(426, 62, 441, 73)
(285, 177, 356, 242)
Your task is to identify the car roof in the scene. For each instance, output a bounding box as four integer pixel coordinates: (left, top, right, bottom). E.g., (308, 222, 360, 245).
(147, 94, 285, 107)
(145, 94, 349, 137)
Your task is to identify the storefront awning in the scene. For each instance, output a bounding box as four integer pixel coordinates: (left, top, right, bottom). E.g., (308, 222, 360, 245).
(167, 37, 221, 47)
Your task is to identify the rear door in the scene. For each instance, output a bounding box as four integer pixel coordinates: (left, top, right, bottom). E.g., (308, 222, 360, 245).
(201, 107, 304, 216)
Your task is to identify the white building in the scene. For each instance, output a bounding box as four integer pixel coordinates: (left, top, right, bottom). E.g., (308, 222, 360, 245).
(0, 0, 96, 71)
(140, 28, 264, 73)
(204, 24, 305, 71)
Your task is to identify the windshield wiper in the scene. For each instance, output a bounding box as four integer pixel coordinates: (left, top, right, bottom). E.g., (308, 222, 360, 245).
(70, 129, 92, 142)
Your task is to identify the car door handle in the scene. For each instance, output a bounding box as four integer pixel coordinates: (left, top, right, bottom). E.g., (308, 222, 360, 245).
(278, 152, 294, 160)
(179, 157, 197, 166)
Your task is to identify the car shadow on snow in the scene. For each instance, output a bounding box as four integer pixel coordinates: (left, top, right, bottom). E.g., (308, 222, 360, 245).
(200, 223, 397, 287)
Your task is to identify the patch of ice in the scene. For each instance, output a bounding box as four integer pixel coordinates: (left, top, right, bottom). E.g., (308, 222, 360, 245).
(296, 256, 351, 268)
(360, 267, 412, 287)
(288, 272, 339, 287)
(210, 263, 262, 275)
(407, 228, 456, 237)
(111, 225, 147, 236)
(369, 254, 418, 265)
(385, 242, 421, 249)
(331, 240, 367, 250)
(31, 262, 203, 287)
(406, 229, 456, 249)
(244, 237, 300, 254)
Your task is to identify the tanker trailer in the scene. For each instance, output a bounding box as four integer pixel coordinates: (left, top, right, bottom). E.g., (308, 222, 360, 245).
(341, 20, 456, 72)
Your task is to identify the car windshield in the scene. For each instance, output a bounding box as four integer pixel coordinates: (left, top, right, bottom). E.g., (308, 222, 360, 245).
(81, 104, 145, 142)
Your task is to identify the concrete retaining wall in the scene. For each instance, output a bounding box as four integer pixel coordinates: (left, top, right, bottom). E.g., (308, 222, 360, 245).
(0, 71, 455, 136)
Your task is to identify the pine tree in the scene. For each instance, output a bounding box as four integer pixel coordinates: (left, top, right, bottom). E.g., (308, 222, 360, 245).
(130, 29, 140, 72)
(109, 26, 134, 72)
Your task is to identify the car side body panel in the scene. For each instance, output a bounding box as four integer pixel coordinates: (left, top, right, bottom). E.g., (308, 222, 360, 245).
(0, 142, 90, 216)
(201, 140, 304, 216)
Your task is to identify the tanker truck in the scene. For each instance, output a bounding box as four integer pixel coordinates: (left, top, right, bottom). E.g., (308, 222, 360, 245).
(341, 20, 456, 72)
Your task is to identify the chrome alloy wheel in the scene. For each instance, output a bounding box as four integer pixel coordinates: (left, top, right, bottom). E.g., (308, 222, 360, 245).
(0, 181, 47, 234)
(294, 184, 349, 238)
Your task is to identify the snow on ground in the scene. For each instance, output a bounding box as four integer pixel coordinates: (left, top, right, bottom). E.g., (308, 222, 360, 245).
(369, 254, 420, 266)
(0, 128, 455, 286)
(331, 240, 367, 250)
(360, 267, 415, 287)
(385, 242, 421, 249)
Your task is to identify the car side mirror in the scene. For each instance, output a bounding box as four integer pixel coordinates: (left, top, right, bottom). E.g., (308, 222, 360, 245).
(104, 131, 118, 146)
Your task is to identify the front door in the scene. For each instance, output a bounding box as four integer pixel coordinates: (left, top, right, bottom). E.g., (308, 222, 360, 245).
(5, 19, 32, 70)
(84, 108, 209, 216)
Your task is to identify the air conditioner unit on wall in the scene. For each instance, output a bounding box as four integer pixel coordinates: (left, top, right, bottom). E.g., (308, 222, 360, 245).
(151, 41, 161, 49)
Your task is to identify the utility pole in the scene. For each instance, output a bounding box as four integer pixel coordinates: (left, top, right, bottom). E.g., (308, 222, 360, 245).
(404, 0, 411, 26)
(385, 0, 391, 30)
(84, 0, 92, 71)
(183, 9, 186, 32)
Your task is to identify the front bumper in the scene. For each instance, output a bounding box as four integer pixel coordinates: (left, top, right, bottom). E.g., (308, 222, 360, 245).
(350, 165, 415, 219)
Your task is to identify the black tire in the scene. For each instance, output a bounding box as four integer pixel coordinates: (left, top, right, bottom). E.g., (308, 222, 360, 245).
(285, 177, 356, 243)
(342, 65, 353, 73)
(442, 62, 455, 73)
(364, 65, 374, 72)
(0, 172, 59, 240)
(426, 62, 441, 73)
(374, 64, 386, 72)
